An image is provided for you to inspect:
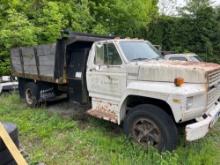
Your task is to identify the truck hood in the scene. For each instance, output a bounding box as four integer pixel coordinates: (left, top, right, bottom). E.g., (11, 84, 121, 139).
(135, 60, 220, 83)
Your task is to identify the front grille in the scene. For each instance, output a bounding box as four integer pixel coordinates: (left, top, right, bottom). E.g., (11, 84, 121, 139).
(208, 70, 220, 87)
(207, 70, 220, 109)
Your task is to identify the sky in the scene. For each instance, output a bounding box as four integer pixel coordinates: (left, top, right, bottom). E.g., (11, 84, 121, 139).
(159, 0, 220, 15)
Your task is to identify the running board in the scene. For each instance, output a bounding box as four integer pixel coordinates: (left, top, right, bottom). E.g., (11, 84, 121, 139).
(86, 108, 118, 124)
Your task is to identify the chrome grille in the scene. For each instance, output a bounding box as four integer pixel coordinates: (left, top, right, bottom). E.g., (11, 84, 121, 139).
(208, 70, 220, 109)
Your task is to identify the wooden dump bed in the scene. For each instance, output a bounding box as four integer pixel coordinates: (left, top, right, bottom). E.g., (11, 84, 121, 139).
(10, 32, 113, 84)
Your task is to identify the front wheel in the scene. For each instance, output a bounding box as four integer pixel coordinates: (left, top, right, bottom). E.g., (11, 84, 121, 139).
(123, 104, 178, 151)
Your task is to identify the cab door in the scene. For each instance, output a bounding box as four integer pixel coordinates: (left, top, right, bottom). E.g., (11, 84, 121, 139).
(86, 42, 126, 123)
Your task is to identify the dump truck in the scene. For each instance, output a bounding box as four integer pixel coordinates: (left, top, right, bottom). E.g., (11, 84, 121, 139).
(10, 32, 220, 151)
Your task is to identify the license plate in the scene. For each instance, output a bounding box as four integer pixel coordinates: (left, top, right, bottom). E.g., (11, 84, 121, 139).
(209, 112, 220, 128)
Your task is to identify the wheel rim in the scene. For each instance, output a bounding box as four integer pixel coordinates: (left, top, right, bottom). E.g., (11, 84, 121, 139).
(132, 118, 161, 148)
(25, 88, 33, 105)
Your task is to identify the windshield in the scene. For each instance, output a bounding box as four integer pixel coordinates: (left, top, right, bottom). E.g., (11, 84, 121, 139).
(189, 55, 203, 62)
(119, 41, 161, 61)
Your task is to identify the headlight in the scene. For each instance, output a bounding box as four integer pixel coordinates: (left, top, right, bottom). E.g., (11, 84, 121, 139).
(186, 96, 193, 109)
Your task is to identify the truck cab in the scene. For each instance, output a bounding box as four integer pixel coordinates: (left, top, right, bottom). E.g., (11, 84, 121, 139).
(10, 33, 220, 151)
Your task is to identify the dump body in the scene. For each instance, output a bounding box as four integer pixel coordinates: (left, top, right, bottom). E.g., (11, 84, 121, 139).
(10, 32, 113, 84)
(11, 43, 59, 83)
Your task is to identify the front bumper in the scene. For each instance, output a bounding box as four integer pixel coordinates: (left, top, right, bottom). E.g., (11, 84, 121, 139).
(186, 103, 220, 141)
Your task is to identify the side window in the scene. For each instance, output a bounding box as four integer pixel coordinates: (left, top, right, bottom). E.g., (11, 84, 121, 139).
(169, 57, 187, 61)
(95, 43, 122, 65)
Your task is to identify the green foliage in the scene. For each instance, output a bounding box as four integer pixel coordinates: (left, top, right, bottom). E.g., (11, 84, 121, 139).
(89, 0, 158, 37)
(146, 0, 220, 63)
(0, 58, 10, 75)
(34, 2, 65, 43)
(0, 7, 37, 75)
(0, 9, 37, 48)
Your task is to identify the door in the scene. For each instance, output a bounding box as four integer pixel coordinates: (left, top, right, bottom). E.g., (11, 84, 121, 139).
(86, 42, 126, 123)
(67, 47, 90, 104)
(87, 42, 126, 100)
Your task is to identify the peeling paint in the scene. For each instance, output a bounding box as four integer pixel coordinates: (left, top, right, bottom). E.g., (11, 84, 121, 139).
(86, 103, 118, 123)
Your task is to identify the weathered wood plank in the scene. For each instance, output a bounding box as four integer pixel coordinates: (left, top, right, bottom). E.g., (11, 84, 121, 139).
(37, 44, 56, 77)
(22, 47, 38, 75)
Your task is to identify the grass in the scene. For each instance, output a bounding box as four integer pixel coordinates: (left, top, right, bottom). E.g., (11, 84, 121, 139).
(0, 93, 220, 165)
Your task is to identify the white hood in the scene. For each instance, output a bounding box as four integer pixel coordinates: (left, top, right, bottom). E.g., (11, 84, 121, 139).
(135, 60, 220, 83)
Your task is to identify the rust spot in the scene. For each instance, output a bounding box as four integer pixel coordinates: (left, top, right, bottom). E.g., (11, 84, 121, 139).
(143, 60, 220, 76)
(86, 105, 118, 124)
(161, 60, 220, 71)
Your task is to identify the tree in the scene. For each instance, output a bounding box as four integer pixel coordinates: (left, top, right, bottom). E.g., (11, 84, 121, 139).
(179, 0, 219, 58)
(0, 9, 37, 75)
(147, 0, 220, 63)
(89, 0, 159, 37)
(180, 0, 211, 16)
(34, 2, 65, 43)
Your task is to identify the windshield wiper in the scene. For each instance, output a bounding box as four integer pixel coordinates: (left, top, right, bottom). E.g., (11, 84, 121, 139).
(131, 57, 149, 61)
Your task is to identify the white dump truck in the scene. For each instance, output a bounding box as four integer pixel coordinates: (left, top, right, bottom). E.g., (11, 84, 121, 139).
(10, 32, 220, 151)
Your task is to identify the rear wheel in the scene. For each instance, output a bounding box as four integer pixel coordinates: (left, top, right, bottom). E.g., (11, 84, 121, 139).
(24, 82, 39, 107)
(18, 78, 25, 98)
(123, 104, 178, 151)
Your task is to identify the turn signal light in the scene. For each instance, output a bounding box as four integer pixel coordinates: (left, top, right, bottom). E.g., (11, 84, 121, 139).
(174, 77, 184, 87)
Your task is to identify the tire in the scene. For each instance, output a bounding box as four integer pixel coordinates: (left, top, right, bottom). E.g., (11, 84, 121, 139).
(18, 78, 26, 98)
(0, 149, 14, 165)
(123, 104, 178, 151)
(24, 82, 39, 107)
(18, 78, 24, 98)
(0, 123, 19, 152)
